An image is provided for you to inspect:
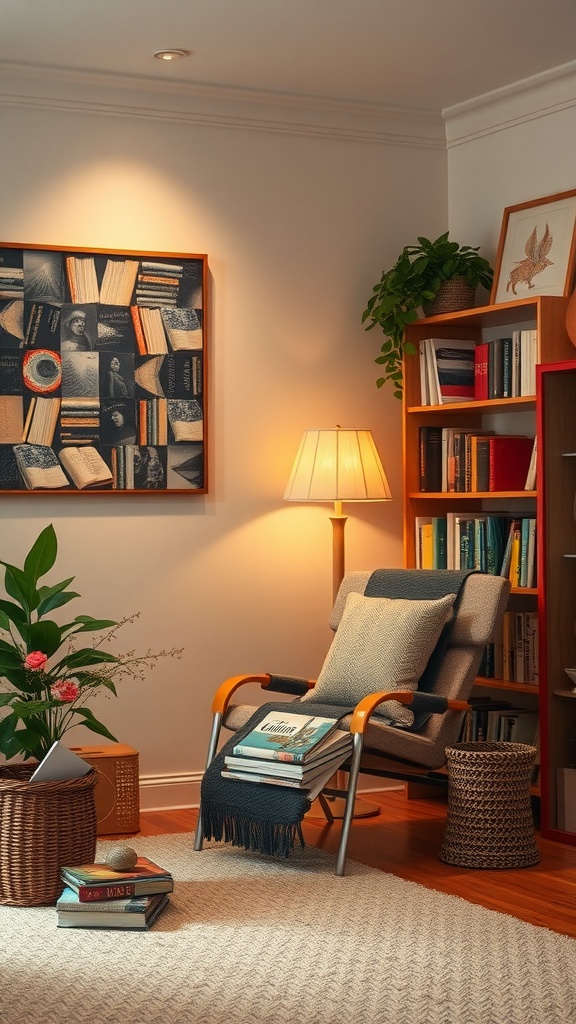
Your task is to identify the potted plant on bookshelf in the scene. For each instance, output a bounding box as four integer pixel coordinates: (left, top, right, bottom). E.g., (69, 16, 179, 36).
(362, 232, 494, 398)
(0, 523, 182, 906)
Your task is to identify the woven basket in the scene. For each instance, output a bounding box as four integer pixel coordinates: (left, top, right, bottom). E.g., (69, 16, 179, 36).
(0, 763, 98, 906)
(439, 742, 539, 869)
(422, 276, 476, 317)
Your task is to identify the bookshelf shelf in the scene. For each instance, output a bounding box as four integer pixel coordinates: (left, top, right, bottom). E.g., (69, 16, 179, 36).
(403, 296, 576, 843)
(408, 491, 536, 500)
(477, 677, 539, 695)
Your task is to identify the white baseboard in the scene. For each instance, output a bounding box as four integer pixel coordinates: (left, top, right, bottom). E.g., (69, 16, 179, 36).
(138, 772, 403, 812)
(139, 772, 203, 811)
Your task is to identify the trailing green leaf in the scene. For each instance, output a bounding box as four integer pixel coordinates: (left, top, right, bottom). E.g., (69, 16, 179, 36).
(362, 232, 493, 398)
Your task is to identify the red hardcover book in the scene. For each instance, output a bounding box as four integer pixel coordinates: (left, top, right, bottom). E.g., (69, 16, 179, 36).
(488, 436, 535, 491)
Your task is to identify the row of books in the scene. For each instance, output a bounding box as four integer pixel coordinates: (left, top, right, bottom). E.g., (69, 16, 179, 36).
(221, 710, 353, 796)
(479, 610, 539, 685)
(18, 299, 203, 353)
(419, 426, 536, 493)
(415, 514, 536, 587)
(57, 855, 173, 930)
(458, 698, 539, 744)
(0, 441, 203, 490)
(475, 331, 537, 400)
(418, 332, 537, 406)
(135, 261, 185, 308)
(65, 255, 187, 308)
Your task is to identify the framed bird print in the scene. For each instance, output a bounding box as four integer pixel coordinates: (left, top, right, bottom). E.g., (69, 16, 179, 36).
(491, 189, 576, 304)
(0, 243, 208, 494)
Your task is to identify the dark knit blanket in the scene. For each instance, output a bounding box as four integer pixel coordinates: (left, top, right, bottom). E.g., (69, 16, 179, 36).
(200, 701, 352, 858)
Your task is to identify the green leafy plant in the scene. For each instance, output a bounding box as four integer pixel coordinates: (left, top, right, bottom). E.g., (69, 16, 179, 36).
(0, 524, 182, 762)
(362, 232, 494, 398)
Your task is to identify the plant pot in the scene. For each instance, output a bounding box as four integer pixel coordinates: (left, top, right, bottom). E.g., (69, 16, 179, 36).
(0, 763, 98, 906)
(422, 276, 476, 317)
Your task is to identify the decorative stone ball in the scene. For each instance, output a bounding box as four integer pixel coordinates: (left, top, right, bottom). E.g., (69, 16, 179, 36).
(105, 844, 139, 871)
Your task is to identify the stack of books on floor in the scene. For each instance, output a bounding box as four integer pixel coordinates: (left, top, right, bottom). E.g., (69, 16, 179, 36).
(56, 856, 173, 930)
(221, 710, 353, 798)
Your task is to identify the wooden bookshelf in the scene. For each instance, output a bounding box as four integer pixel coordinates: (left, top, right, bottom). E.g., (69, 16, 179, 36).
(537, 360, 576, 845)
(402, 296, 575, 842)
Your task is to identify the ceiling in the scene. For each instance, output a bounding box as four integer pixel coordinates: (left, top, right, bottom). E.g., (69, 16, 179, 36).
(1, 0, 576, 113)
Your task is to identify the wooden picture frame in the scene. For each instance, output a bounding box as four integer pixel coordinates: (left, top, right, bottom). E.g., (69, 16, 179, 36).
(0, 243, 207, 493)
(491, 189, 576, 305)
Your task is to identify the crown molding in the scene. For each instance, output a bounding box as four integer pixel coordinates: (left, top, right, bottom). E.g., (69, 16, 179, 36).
(0, 61, 446, 149)
(444, 60, 576, 147)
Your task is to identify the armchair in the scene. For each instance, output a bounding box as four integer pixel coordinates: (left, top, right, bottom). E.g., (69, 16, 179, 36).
(194, 569, 510, 875)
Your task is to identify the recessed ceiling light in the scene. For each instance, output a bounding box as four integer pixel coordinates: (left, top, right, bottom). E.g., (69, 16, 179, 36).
(153, 49, 190, 61)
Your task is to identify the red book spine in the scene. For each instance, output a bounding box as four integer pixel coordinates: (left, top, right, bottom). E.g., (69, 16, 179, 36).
(77, 882, 136, 902)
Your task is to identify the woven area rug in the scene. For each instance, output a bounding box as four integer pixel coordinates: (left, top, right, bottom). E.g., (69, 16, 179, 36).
(2, 833, 576, 1024)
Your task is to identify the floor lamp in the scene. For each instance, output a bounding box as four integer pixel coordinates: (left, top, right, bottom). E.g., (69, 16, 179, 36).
(284, 426, 392, 818)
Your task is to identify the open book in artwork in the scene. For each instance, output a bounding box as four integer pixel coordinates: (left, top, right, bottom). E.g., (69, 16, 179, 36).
(22, 396, 61, 446)
(58, 446, 113, 489)
(160, 307, 202, 351)
(13, 443, 70, 490)
(167, 399, 203, 442)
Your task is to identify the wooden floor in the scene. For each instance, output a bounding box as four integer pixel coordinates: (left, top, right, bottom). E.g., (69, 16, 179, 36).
(104, 789, 576, 939)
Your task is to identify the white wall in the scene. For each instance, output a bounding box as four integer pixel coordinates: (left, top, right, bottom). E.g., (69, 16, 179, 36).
(0, 70, 447, 804)
(446, 65, 576, 271)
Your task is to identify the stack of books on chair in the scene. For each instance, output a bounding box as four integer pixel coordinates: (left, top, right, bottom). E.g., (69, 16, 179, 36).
(56, 856, 173, 930)
(221, 710, 353, 799)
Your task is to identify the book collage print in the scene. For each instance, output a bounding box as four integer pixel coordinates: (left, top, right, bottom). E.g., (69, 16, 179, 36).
(0, 245, 206, 491)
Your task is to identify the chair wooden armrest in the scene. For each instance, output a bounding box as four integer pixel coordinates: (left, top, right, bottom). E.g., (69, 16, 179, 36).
(349, 691, 470, 735)
(212, 673, 316, 716)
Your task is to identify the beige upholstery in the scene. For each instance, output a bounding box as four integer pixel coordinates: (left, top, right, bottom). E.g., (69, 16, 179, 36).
(223, 571, 510, 769)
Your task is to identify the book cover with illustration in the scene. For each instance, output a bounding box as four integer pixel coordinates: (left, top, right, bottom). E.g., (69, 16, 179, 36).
(232, 711, 341, 762)
(24, 300, 61, 350)
(61, 857, 174, 902)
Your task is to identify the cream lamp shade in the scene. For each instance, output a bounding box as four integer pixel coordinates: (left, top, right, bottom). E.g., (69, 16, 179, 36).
(284, 427, 391, 601)
(283, 427, 391, 506)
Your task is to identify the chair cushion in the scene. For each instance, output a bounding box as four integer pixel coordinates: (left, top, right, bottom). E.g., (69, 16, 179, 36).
(300, 591, 456, 726)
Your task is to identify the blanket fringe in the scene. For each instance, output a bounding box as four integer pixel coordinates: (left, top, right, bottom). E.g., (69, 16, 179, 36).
(201, 803, 305, 858)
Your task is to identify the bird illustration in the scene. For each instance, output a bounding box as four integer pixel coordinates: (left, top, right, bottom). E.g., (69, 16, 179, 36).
(507, 223, 554, 294)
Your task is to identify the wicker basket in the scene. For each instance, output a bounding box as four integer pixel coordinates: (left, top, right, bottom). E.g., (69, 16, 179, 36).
(439, 742, 539, 869)
(0, 763, 98, 906)
(423, 276, 476, 317)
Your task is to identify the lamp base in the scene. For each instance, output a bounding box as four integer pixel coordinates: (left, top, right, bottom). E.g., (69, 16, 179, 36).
(324, 795, 381, 819)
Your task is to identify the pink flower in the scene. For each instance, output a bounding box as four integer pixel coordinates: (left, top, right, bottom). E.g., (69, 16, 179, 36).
(50, 680, 80, 703)
(24, 651, 48, 671)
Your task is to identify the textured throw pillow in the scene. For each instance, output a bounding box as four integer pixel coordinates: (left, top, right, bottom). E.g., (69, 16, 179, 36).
(302, 591, 456, 726)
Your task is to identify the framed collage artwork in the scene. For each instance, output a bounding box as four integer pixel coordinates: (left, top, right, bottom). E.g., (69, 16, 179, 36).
(0, 243, 207, 493)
